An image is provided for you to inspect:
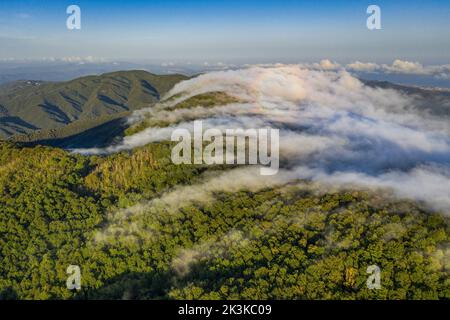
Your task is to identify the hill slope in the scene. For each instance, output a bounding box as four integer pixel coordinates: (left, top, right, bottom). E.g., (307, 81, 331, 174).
(362, 79, 450, 117)
(0, 70, 188, 138)
(0, 140, 448, 299)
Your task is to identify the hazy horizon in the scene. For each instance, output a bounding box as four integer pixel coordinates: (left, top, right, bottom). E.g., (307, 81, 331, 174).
(1, 0, 449, 63)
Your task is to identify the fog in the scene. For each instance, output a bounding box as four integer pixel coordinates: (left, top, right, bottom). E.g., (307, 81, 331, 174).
(76, 65, 450, 213)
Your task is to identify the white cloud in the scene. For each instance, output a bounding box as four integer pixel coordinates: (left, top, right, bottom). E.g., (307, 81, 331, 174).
(74, 64, 450, 213)
(311, 59, 342, 70)
(59, 56, 106, 63)
(346, 61, 380, 72)
(345, 59, 450, 79)
(382, 59, 427, 74)
(161, 61, 175, 67)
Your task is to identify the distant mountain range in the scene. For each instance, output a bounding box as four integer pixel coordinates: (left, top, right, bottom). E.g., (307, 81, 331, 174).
(1, 71, 449, 150)
(0, 70, 188, 139)
(362, 79, 450, 117)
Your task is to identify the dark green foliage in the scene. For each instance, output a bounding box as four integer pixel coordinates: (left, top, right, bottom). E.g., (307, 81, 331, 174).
(0, 141, 448, 300)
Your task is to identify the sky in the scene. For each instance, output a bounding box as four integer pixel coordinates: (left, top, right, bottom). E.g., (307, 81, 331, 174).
(0, 0, 449, 64)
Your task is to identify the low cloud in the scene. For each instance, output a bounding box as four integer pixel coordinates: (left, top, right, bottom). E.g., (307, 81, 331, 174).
(75, 64, 450, 214)
(346, 59, 450, 79)
(382, 59, 427, 74)
(315, 59, 342, 70)
(346, 61, 380, 73)
(171, 230, 248, 277)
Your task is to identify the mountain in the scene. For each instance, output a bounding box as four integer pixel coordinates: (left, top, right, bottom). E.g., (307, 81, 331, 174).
(4, 73, 449, 150)
(0, 71, 448, 300)
(0, 70, 188, 138)
(362, 79, 450, 117)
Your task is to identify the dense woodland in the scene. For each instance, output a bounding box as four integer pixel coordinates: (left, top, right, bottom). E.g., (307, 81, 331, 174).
(0, 140, 448, 300)
(0, 71, 188, 138)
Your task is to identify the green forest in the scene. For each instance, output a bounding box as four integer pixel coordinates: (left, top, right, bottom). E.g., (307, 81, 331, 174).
(0, 139, 448, 300)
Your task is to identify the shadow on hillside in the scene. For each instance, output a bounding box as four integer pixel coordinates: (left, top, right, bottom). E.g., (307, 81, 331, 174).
(20, 117, 129, 149)
(140, 80, 160, 99)
(76, 269, 175, 300)
(0, 116, 39, 137)
(75, 258, 256, 300)
(0, 287, 19, 300)
(39, 101, 72, 124)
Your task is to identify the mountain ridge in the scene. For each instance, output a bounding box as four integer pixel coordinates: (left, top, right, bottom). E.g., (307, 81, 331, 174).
(4, 74, 450, 150)
(0, 70, 188, 138)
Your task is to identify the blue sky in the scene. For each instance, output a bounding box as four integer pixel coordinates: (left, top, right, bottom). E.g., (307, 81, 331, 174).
(0, 0, 449, 63)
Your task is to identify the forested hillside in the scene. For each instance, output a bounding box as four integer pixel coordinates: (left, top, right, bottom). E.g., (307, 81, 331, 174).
(0, 71, 188, 138)
(0, 141, 448, 300)
(0, 68, 449, 300)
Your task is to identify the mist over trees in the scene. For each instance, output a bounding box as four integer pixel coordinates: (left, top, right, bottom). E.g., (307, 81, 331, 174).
(1, 66, 449, 300)
(0, 141, 448, 300)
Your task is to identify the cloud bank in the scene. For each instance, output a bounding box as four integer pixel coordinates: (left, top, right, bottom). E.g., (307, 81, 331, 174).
(345, 59, 450, 80)
(75, 64, 450, 213)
